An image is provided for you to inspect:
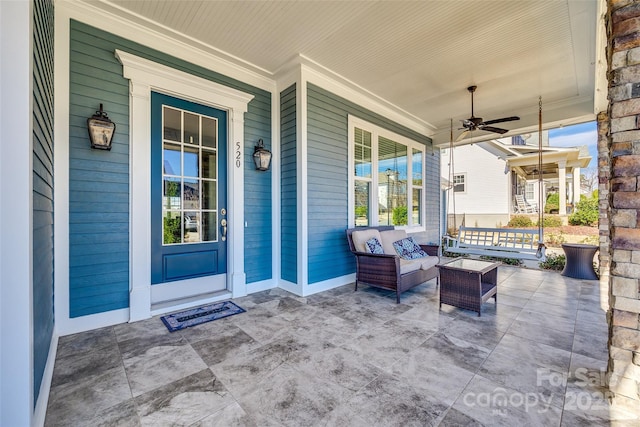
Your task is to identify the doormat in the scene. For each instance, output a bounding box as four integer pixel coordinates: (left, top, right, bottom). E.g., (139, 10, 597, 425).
(160, 301, 245, 332)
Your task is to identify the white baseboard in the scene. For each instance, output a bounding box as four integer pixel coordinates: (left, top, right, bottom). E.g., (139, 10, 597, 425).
(32, 333, 59, 427)
(56, 308, 129, 337)
(302, 274, 355, 296)
(245, 279, 276, 294)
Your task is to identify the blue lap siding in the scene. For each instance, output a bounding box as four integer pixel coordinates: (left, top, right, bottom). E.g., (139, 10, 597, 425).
(68, 21, 272, 317)
(306, 83, 439, 284)
(32, 0, 55, 404)
(280, 84, 297, 283)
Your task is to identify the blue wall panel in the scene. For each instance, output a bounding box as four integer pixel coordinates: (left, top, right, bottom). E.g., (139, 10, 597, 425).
(306, 83, 439, 284)
(69, 20, 272, 317)
(280, 84, 297, 283)
(32, 0, 55, 404)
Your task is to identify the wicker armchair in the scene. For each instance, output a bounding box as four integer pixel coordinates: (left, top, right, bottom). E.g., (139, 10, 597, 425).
(346, 226, 439, 303)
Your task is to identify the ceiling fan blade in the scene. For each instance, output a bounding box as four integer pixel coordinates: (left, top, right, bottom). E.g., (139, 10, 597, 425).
(456, 130, 470, 142)
(480, 126, 509, 134)
(481, 116, 520, 126)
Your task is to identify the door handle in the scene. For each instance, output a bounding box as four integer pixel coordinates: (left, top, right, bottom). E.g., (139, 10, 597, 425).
(221, 219, 227, 241)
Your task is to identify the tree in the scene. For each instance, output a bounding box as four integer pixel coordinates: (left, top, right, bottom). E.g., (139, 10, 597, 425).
(581, 169, 598, 194)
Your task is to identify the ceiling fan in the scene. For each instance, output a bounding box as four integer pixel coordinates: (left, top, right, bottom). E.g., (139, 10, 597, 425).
(457, 85, 520, 141)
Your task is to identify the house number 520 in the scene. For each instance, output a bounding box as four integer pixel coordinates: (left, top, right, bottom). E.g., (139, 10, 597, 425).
(235, 142, 241, 168)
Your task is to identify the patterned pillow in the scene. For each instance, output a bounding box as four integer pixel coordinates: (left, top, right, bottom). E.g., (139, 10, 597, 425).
(365, 237, 385, 254)
(393, 237, 428, 260)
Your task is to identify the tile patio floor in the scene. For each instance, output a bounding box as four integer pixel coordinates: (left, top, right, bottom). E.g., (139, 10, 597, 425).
(44, 266, 640, 426)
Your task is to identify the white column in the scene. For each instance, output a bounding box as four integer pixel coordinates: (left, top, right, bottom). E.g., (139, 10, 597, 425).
(573, 166, 581, 207)
(558, 161, 567, 215)
(128, 80, 153, 322)
(0, 1, 33, 424)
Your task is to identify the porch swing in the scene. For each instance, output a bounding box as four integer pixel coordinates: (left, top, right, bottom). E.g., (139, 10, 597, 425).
(442, 98, 547, 262)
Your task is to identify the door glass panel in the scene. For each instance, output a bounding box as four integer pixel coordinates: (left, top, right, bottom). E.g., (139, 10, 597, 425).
(163, 211, 182, 244)
(163, 107, 181, 142)
(163, 178, 181, 210)
(184, 113, 199, 145)
(162, 105, 219, 245)
(163, 143, 181, 176)
(202, 117, 217, 149)
(202, 180, 217, 210)
(202, 151, 217, 179)
(183, 179, 199, 210)
(184, 146, 199, 178)
(183, 211, 200, 242)
(202, 211, 217, 242)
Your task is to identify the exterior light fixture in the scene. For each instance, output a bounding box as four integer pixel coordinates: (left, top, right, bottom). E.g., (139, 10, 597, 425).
(87, 104, 116, 150)
(253, 139, 272, 171)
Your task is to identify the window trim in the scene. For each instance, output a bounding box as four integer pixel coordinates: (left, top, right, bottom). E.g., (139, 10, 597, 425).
(348, 115, 426, 230)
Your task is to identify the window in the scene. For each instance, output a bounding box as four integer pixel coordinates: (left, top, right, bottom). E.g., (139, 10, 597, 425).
(350, 117, 425, 227)
(453, 174, 466, 193)
(162, 106, 218, 245)
(526, 182, 535, 201)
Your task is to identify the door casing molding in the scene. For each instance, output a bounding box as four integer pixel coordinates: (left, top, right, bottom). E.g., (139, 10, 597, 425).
(116, 50, 254, 322)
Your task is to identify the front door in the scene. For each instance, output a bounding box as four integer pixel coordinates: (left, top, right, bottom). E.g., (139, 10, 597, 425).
(150, 92, 228, 299)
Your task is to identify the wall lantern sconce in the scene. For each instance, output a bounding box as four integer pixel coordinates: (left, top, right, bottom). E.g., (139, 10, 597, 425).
(87, 104, 116, 150)
(253, 139, 272, 171)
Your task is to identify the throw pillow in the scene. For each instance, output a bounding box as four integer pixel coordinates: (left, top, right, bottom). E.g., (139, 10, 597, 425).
(393, 237, 428, 260)
(365, 237, 384, 254)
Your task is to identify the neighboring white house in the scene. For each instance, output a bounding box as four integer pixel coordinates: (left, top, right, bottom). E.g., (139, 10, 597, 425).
(441, 133, 592, 228)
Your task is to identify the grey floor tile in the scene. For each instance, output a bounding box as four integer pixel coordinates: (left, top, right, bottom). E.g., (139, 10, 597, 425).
(417, 332, 492, 373)
(44, 267, 635, 426)
(51, 344, 123, 388)
(190, 325, 260, 366)
(292, 341, 384, 392)
(210, 334, 306, 397)
(390, 345, 476, 405)
(191, 402, 257, 427)
(453, 374, 562, 427)
(122, 339, 207, 397)
(236, 362, 352, 427)
(507, 319, 574, 352)
(135, 369, 233, 426)
(345, 372, 450, 426)
(55, 326, 117, 359)
(45, 365, 133, 427)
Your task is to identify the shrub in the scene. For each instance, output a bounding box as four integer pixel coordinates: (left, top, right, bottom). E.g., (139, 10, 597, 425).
(354, 206, 368, 218)
(569, 193, 598, 226)
(480, 255, 522, 266)
(539, 253, 566, 271)
(546, 231, 566, 246)
(507, 215, 533, 227)
(536, 216, 563, 227)
(580, 235, 599, 245)
(393, 206, 408, 225)
(545, 193, 559, 214)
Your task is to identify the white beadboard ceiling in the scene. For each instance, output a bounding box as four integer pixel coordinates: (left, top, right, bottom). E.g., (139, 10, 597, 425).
(100, 0, 602, 146)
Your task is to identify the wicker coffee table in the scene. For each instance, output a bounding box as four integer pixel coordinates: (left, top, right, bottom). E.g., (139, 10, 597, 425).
(437, 258, 499, 316)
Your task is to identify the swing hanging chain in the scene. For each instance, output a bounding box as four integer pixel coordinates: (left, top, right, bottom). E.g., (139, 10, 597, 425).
(536, 96, 546, 258)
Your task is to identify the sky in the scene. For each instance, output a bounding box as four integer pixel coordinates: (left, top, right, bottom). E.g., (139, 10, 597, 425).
(548, 121, 597, 169)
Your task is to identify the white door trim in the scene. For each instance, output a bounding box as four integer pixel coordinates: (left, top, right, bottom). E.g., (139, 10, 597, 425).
(115, 50, 254, 322)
